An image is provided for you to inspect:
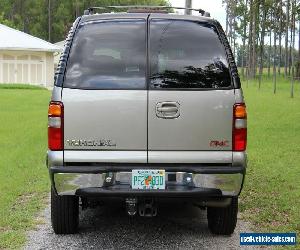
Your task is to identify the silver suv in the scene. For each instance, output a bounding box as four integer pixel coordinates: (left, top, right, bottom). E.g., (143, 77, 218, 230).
(47, 7, 247, 235)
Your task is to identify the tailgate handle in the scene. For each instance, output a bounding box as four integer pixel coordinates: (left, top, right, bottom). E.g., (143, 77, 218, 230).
(156, 102, 180, 119)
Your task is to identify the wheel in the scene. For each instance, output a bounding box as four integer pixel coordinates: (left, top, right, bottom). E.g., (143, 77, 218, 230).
(207, 197, 238, 235)
(51, 188, 79, 234)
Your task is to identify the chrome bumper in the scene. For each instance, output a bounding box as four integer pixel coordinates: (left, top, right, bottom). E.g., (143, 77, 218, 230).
(51, 167, 244, 197)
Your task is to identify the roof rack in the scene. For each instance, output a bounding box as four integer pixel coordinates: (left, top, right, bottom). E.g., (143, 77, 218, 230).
(83, 6, 211, 17)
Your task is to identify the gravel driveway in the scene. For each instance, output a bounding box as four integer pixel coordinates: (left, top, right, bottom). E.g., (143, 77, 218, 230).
(25, 199, 255, 250)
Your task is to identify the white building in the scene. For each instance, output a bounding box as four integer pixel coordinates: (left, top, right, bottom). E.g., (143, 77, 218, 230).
(54, 40, 65, 69)
(0, 24, 61, 87)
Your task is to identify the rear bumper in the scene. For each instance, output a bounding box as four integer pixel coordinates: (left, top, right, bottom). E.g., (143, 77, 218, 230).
(49, 165, 245, 197)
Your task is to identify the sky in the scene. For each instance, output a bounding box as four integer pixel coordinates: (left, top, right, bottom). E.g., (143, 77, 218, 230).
(168, 0, 226, 28)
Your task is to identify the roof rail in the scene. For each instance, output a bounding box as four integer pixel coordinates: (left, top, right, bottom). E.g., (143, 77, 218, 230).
(83, 6, 211, 17)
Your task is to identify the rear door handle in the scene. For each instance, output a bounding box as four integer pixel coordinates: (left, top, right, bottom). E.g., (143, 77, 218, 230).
(156, 102, 180, 119)
(156, 107, 178, 112)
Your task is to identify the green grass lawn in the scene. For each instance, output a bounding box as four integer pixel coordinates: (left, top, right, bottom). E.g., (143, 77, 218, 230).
(0, 86, 50, 249)
(240, 75, 300, 239)
(0, 79, 299, 248)
(0, 84, 47, 90)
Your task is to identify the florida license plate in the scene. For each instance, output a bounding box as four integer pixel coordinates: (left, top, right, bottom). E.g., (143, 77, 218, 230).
(132, 170, 165, 190)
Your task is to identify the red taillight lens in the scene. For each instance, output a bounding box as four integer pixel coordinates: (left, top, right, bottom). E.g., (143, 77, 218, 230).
(48, 127, 63, 150)
(48, 102, 63, 150)
(233, 128, 247, 151)
(233, 103, 247, 151)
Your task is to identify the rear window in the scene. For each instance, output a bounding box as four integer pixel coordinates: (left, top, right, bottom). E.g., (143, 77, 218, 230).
(150, 20, 232, 89)
(64, 19, 146, 89)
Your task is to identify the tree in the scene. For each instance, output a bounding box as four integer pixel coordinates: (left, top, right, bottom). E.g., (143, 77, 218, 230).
(0, 12, 16, 28)
(0, 0, 169, 42)
(278, 0, 283, 75)
(258, 0, 267, 88)
(290, 0, 296, 97)
(233, 0, 249, 79)
(248, 0, 254, 78)
(48, 0, 52, 42)
(272, 13, 277, 94)
(284, 0, 290, 78)
(295, 0, 300, 78)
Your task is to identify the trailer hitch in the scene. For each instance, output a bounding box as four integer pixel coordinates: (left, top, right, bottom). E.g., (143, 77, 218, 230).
(138, 198, 157, 217)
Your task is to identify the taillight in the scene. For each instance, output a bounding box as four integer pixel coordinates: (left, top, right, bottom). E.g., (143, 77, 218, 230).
(48, 101, 63, 150)
(233, 103, 247, 151)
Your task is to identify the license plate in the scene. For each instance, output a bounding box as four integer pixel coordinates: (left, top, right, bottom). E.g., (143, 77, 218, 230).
(132, 170, 165, 190)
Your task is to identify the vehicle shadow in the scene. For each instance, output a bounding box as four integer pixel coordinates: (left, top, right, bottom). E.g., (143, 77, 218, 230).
(25, 198, 252, 250)
(77, 199, 230, 249)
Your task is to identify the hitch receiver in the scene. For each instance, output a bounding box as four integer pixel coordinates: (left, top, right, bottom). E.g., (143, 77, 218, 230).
(138, 198, 157, 217)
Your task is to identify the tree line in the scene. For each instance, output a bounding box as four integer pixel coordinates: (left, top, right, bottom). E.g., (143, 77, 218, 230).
(223, 0, 300, 96)
(1, 0, 299, 95)
(0, 0, 168, 43)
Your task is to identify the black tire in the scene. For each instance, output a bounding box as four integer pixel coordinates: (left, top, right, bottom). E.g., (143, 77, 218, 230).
(51, 188, 79, 234)
(207, 197, 238, 235)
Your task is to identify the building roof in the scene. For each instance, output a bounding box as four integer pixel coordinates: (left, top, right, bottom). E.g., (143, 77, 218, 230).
(0, 24, 61, 52)
(54, 40, 65, 50)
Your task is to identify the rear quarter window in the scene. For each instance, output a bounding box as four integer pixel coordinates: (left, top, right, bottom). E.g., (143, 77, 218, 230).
(64, 19, 146, 90)
(150, 19, 232, 89)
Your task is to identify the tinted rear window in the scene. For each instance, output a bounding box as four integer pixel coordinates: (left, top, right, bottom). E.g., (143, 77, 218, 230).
(64, 19, 146, 89)
(150, 20, 232, 89)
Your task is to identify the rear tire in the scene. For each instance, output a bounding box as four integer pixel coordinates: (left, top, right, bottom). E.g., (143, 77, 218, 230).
(51, 188, 79, 234)
(207, 197, 238, 235)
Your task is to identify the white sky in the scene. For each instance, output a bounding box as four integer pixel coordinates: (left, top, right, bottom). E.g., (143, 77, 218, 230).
(168, 0, 226, 28)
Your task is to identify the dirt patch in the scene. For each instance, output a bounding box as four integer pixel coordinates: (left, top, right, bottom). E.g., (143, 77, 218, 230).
(11, 193, 35, 211)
